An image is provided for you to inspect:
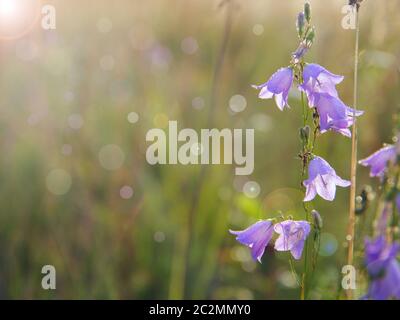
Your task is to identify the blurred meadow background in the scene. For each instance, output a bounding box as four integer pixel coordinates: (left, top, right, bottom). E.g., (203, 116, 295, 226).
(0, 0, 399, 299)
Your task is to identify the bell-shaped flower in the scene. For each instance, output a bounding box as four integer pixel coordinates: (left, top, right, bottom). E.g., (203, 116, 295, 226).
(252, 67, 293, 111)
(274, 220, 311, 260)
(229, 220, 274, 263)
(313, 93, 363, 137)
(359, 145, 397, 178)
(364, 236, 400, 300)
(303, 156, 351, 202)
(299, 63, 344, 107)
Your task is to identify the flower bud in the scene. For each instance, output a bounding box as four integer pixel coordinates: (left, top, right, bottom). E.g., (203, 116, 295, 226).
(299, 125, 310, 143)
(292, 42, 309, 64)
(311, 210, 323, 229)
(304, 2, 311, 23)
(297, 12, 305, 38)
(306, 27, 315, 45)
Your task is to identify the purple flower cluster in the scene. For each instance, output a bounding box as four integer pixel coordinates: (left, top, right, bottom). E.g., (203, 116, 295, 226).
(230, 219, 310, 262)
(360, 144, 400, 300)
(231, 7, 359, 268)
(364, 236, 400, 300)
(253, 64, 363, 137)
(252, 63, 357, 202)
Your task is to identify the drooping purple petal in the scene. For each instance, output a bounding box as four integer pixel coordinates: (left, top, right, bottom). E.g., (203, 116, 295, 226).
(229, 220, 274, 263)
(252, 67, 293, 111)
(364, 236, 400, 300)
(299, 63, 344, 107)
(303, 156, 351, 202)
(274, 220, 311, 260)
(313, 93, 363, 138)
(359, 145, 397, 178)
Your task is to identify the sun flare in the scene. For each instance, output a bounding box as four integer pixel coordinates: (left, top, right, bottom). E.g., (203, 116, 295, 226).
(0, 0, 18, 18)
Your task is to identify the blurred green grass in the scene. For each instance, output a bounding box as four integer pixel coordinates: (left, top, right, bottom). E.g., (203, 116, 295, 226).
(0, 0, 399, 299)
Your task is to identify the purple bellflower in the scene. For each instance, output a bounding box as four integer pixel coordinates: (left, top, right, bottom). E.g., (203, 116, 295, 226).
(303, 156, 351, 202)
(229, 220, 274, 263)
(274, 220, 311, 260)
(313, 93, 363, 137)
(299, 63, 344, 107)
(252, 67, 293, 111)
(364, 236, 400, 300)
(359, 145, 397, 179)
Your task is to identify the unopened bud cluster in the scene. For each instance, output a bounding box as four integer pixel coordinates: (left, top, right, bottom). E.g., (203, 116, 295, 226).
(292, 2, 315, 63)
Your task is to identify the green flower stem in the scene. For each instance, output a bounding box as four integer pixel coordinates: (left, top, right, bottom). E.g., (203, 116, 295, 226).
(299, 64, 314, 300)
(346, 4, 360, 300)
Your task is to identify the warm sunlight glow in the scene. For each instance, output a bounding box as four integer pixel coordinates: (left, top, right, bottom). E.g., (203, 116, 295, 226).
(0, 0, 18, 18)
(0, 0, 41, 40)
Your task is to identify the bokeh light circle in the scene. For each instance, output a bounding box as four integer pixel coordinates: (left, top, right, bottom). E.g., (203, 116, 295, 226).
(46, 169, 72, 195)
(68, 113, 84, 130)
(154, 231, 166, 243)
(98, 144, 125, 170)
(252, 24, 264, 36)
(192, 97, 205, 110)
(61, 144, 72, 156)
(319, 233, 339, 257)
(0, 0, 42, 40)
(181, 36, 198, 55)
(127, 112, 139, 124)
(229, 94, 247, 113)
(120, 185, 133, 199)
(243, 181, 260, 198)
